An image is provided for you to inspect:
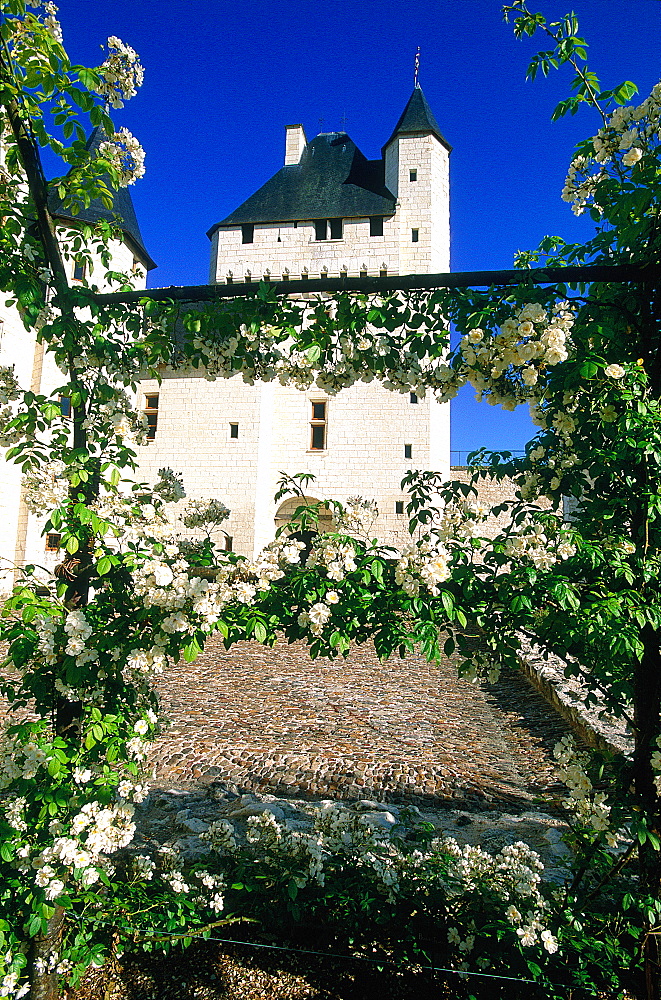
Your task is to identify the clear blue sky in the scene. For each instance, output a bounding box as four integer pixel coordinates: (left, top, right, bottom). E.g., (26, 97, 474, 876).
(53, 0, 659, 457)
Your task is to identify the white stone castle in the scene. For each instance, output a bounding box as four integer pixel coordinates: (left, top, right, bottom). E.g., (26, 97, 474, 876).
(0, 86, 452, 582)
(136, 86, 452, 556)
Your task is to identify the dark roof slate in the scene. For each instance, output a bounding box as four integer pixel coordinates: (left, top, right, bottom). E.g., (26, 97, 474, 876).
(209, 132, 396, 233)
(384, 86, 452, 152)
(47, 127, 157, 271)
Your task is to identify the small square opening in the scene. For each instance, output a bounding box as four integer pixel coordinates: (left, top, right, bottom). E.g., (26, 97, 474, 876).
(409, 169, 417, 182)
(369, 216, 384, 237)
(230, 423, 239, 439)
(410, 392, 418, 404)
(224, 535, 233, 552)
(45, 532, 61, 551)
(315, 219, 327, 241)
(404, 444, 412, 459)
(395, 502, 404, 515)
(241, 224, 254, 244)
(411, 228, 419, 243)
(329, 218, 343, 240)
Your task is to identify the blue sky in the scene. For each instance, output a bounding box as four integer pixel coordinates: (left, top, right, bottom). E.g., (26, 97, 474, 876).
(53, 0, 659, 457)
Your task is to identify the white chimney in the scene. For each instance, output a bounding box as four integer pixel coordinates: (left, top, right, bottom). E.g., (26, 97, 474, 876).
(285, 124, 307, 165)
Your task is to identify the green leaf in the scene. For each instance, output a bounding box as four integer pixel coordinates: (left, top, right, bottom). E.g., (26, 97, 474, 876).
(441, 590, 455, 620)
(96, 556, 112, 576)
(182, 635, 202, 662)
(253, 620, 267, 643)
(65, 535, 79, 555)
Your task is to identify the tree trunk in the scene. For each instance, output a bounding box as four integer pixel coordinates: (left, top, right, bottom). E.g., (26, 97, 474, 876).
(634, 625, 661, 999)
(28, 905, 65, 1000)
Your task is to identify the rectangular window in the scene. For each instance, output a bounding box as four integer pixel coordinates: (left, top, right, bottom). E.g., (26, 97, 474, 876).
(241, 224, 254, 244)
(315, 219, 327, 241)
(310, 400, 327, 450)
(144, 393, 159, 440)
(395, 502, 404, 515)
(404, 444, 412, 459)
(329, 218, 343, 240)
(45, 532, 61, 551)
(230, 422, 239, 439)
(410, 392, 418, 404)
(409, 169, 417, 182)
(224, 535, 233, 552)
(369, 216, 383, 237)
(73, 259, 86, 281)
(59, 395, 71, 418)
(411, 228, 419, 243)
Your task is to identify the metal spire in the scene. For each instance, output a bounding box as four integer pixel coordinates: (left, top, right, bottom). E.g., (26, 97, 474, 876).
(414, 46, 420, 88)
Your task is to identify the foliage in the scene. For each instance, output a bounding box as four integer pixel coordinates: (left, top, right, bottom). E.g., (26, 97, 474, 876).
(1, 0, 661, 997)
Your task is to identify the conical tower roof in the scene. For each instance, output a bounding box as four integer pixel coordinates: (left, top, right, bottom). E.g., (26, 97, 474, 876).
(383, 86, 451, 153)
(48, 127, 156, 271)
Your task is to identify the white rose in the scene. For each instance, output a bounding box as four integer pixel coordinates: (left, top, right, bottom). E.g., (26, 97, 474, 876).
(622, 147, 643, 166)
(604, 364, 625, 379)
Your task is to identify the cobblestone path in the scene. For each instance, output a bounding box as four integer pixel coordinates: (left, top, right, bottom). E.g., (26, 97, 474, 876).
(150, 639, 572, 810)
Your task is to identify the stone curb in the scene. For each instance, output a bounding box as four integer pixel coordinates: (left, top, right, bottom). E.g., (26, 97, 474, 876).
(517, 638, 632, 757)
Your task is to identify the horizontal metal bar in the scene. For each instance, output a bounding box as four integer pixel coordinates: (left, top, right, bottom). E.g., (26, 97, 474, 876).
(93, 262, 659, 306)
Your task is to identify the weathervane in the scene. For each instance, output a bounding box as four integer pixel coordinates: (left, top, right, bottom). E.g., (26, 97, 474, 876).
(414, 46, 420, 87)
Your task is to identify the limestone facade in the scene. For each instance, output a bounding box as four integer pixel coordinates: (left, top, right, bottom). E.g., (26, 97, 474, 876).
(135, 87, 453, 556)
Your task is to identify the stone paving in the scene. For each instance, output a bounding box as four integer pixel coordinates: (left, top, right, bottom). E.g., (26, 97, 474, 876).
(149, 638, 573, 811)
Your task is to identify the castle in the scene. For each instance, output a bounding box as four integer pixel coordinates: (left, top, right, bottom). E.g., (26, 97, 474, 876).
(0, 85, 452, 582)
(134, 86, 452, 556)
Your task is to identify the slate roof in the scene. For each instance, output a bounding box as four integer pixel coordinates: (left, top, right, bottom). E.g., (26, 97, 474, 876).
(48, 127, 157, 271)
(209, 132, 396, 234)
(383, 85, 452, 153)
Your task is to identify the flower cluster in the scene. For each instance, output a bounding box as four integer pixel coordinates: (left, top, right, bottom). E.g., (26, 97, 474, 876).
(562, 81, 661, 214)
(0, 366, 23, 448)
(83, 391, 149, 444)
(501, 519, 576, 570)
(97, 128, 146, 187)
(21, 460, 67, 515)
(444, 301, 574, 409)
(553, 737, 617, 840)
(153, 467, 186, 503)
(440, 836, 558, 957)
(334, 496, 379, 540)
(395, 539, 450, 597)
(181, 498, 230, 533)
(306, 536, 357, 581)
(93, 36, 144, 109)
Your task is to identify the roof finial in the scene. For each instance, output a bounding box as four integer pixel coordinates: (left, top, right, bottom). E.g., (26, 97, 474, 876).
(414, 46, 420, 88)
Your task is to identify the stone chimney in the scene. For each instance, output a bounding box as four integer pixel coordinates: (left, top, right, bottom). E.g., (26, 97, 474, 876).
(285, 124, 307, 165)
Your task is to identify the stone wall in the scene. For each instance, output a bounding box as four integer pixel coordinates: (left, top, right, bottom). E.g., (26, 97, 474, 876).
(134, 372, 450, 557)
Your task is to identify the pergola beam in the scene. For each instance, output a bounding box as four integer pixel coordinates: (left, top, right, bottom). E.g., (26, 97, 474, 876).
(93, 262, 659, 306)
